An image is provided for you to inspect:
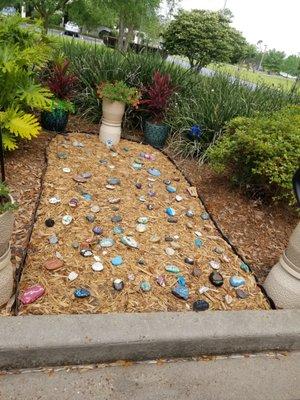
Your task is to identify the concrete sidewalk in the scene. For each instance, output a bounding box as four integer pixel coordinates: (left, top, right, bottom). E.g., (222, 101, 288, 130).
(1, 352, 300, 400)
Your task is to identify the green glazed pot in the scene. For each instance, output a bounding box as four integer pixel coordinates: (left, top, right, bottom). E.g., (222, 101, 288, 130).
(41, 108, 69, 133)
(144, 120, 170, 149)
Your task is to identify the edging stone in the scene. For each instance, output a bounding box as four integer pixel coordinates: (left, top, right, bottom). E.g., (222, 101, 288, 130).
(0, 310, 299, 369)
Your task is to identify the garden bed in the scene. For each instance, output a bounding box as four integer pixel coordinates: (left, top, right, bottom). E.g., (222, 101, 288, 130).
(18, 133, 269, 315)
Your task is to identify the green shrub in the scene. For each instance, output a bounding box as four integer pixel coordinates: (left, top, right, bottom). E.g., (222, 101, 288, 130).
(207, 106, 300, 206)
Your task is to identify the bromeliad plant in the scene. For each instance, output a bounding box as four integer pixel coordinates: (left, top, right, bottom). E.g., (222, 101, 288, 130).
(0, 16, 53, 150)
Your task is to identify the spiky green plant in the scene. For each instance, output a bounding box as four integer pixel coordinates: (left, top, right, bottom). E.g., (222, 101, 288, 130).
(0, 16, 54, 150)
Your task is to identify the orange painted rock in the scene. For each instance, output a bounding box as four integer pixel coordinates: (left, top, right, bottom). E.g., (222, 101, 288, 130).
(44, 258, 64, 271)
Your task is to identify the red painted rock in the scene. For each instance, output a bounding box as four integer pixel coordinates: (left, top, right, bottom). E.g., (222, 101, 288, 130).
(44, 258, 64, 271)
(19, 285, 45, 305)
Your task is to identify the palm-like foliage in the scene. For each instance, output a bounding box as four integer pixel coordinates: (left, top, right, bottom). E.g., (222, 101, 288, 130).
(0, 16, 54, 150)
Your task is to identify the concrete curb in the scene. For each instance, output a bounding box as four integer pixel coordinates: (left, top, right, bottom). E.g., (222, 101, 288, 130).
(1, 310, 300, 369)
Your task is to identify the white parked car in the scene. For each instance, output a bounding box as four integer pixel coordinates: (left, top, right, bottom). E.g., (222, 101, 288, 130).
(64, 21, 80, 37)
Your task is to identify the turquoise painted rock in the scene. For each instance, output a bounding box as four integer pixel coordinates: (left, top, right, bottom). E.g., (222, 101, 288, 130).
(99, 237, 115, 248)
(82, 193, 92, 201)
(166, 207, 176, 217)
(132, 162, 142, 170)
(165, 265, 180, 273)
(195, 238, 203, 248)
(148, 168, 161, 177)
(121, 236, 139, 248)
(113, 226, 124, 234)
(140, 281, 151, 292)
(177, 276, 186, 286)
(240, 262, 250, 273)
(172, 285, 189, 300)
(193, 300, 209, 311)
(166, 185, 176, 193)
(111, 255, 123, 266)
(74, 288, 90, 298)
(229, 276, 245, 288)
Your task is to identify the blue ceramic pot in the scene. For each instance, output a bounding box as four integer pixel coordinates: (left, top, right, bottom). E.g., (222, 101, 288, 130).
(41, 108, 69, 133)
(144, 120, 170, 149)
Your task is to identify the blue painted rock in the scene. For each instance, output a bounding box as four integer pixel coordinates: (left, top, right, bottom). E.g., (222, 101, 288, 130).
(107, 178, 120, 185)
(121, 236, 139, 248)
(177, 275, 186, 286)
(195, 238, 203, 248)
(140, 281, 151, 292)
(82, 193, 92, 201)
(209, 272, 224, 287)
(229, 276, 245, 288)
(45, 218, 55, 228)
(185, 209, 194, 218)
(111, 215, 122, 223)
(113, 278, 124, 291)
(165, 265, 180, 273)
(111, 256, 123, 266)
(193, 300, 209, 311)
(201, 212, 210, 220)
(99, 238, 115, 248)
(74, 288, 90, 298)
(240, 262, 250, 273)
(113, 226, 124, 235)
(148, 168, 161, 177)
(92, 226, 103, 235)
(172, 285, 189, 300)
(166, 207, 176, 217)
(166, 185, 176, 193)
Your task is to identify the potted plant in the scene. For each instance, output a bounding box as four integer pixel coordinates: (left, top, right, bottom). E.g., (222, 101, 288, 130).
(41, 59, 77, 133)
(141, 71, 174, 149)
(0, 183, 17, 306)
(97, 81, 140, 145)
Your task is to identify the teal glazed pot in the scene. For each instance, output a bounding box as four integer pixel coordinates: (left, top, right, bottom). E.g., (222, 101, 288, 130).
(144, 120, 170, 149)
(41, 108, 69, 133)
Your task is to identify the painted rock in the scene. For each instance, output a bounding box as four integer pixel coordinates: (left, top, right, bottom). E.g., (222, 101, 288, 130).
(165, 247, 175, 256)
(44, 258, 64, 271)
(136, 224, 147, 233)
(62, 215, 73, 225)
(209, 272, 224, 287)
(163, 179, 171, 185)
(107, 178, 120, 185)
(113, 226, 124, 235)
(111, 255, 123, 266)
(166, 185, 176, 193)
(240, 262, 250, 273)
(236, 289, 249, 299)
(140, 281, 151, 292)
(166, 207, 176, 217)
(45, 218, 55, 228)
(55, 251, 63, 260)
(128, 273, 135, 281)
(165, 235, 174, 242)
(186, 209, 194, 218)
(91, 205, 101, 213)
(167, 217, 178, 223)
(86, 214, 95, 223)
(111, 215, 122, 223)
(92, 226, 103, 235)
(100, 238, 115, 248)
(73, 175, 88, 183)
(49, 234, 58, 244)
(165, 265, 180, 273)
(19, 285, 45, 305)
(195, 238, 203, 248)
(148, 190, 156, 197)
(49, 196, 60, 204)
(106, 184, 115, 190)
(82, 172, 92, 179)
(201, 212, 210, 220)
(137, 217, 148, 224)
(147, 204, 155, 210)
(225, 294, 233, 304)
(148, 168, 161, 177)
(113, 278, 124, 291)
(121, 236, 138, 249)
(177, 275, 186, 286)
(175, 195, 183, 202)
(82, 193, 92, 201)
(71, 241, 79, 249)
(99, 159, 108, 164)
(94, 255, 101, 262)
(92, 262, 104, 272)
(186, 222, 194, 229)
(214, 246, 224, 254)
(80, 249, 93, 257)
(108, 197, 120, 204)
(72, 140, 84, 147)
(74, 288, 90, 298)
(139, 196, 146, 202)
(172, 285, 189, 300)
(209, 260, 220, 270)
(184, 257, 194, 265)
(135, 182, 142, 189)
(229, 276, 245, 288)
(193, 300, 209, 312)
(69, 198, 79, 208)
(132, 162, 142, 170)
(68, 271, 78, 281)
(199, 286, 210, 294)
(57, 152, 67, 159)
(62, 167, 71, 173)
(192, 267, 201, 277)
(137, 258, 145, 265)
(156, 275, 166, 287)
(150, 235, 160, 243)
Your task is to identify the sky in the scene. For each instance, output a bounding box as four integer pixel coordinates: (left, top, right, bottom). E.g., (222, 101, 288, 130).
(176, 0, 300, 55)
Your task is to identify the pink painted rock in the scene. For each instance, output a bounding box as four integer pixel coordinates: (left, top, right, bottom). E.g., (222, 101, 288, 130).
(44, 258, 64, 271)
(73, 175, 87, 183)
(19, 285, 45, 305)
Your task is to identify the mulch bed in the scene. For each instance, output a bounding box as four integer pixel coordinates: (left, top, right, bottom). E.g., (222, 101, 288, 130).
(18, 133, 268, 314)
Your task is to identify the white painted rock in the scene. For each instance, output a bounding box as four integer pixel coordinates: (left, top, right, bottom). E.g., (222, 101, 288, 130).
(92, 262, 104, 272)
(68, 271, 78, 281)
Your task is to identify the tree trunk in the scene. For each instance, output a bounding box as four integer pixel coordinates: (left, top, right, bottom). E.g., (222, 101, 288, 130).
(117, 15, 125, 51)
(123, 25, 134, 52)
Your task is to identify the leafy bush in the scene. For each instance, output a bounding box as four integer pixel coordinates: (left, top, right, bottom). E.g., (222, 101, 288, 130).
(97, 81, 140, 106)
(207, 106, 300, 205)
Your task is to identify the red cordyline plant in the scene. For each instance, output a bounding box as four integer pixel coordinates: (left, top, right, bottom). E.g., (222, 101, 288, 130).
(46, 59, 78, 101)
(140, 71, 174, 124)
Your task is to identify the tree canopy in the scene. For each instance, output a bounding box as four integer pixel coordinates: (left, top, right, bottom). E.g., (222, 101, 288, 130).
(262, 49, 285, 73)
